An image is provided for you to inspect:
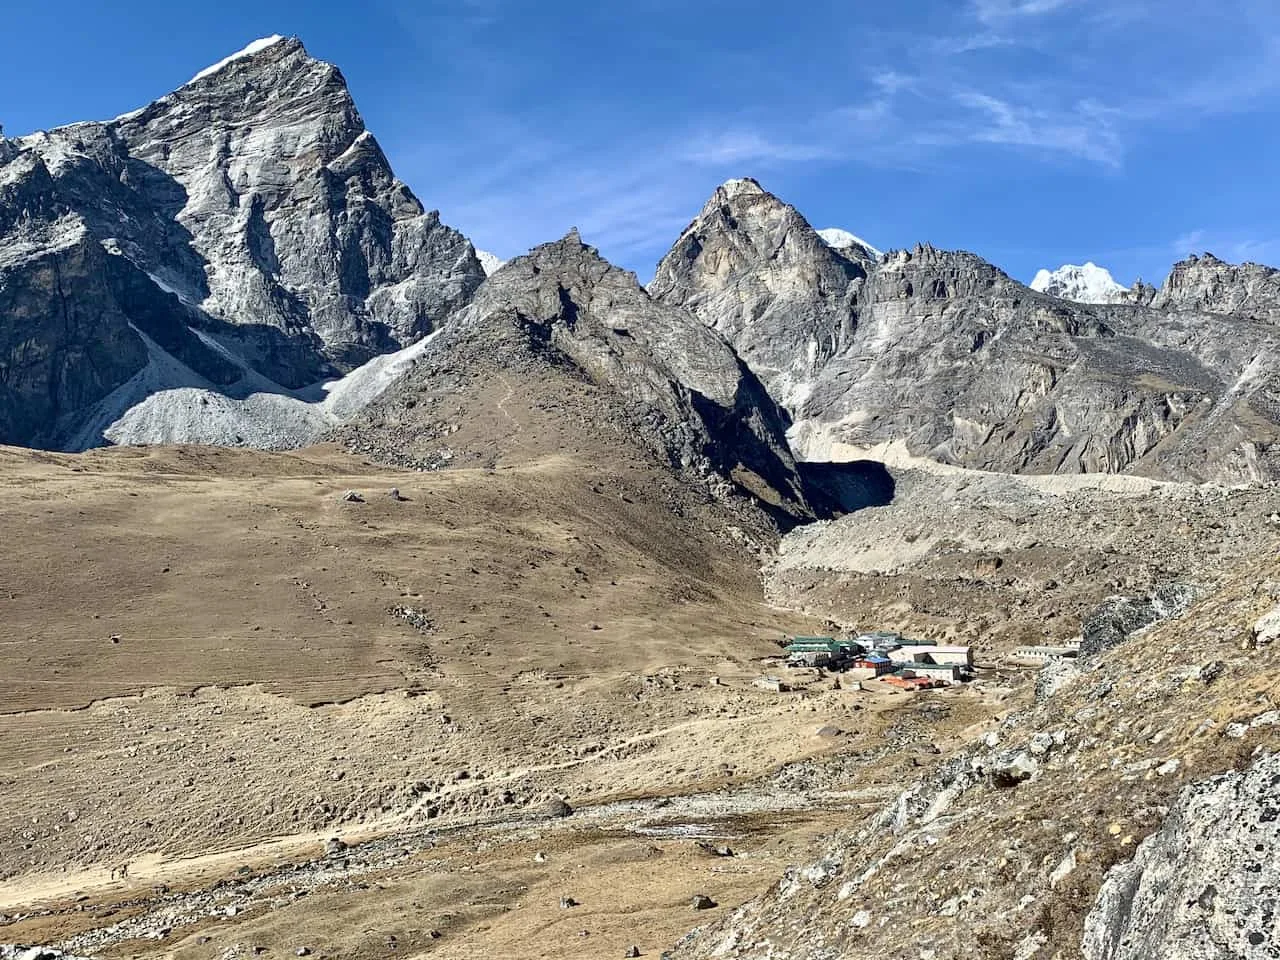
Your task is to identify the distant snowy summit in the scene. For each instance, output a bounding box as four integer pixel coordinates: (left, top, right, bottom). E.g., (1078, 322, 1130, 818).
(817, 228, 882, 260)
(476, 250, 506, 277)
(1031, 262, 1129, 304)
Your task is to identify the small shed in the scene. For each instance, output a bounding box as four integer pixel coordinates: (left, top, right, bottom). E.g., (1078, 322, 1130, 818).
(753, 676, 791, 693)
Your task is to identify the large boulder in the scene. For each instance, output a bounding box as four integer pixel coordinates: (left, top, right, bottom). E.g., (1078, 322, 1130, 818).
(1082, 752, 1280, 960)
(1080, 583, 1198, 657)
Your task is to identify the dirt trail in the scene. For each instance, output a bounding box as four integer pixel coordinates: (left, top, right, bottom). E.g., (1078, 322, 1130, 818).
(0, 830, 349, 913)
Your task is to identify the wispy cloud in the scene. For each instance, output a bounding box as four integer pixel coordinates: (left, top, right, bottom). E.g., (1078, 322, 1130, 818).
(681, 130, 829, 165)
(379, 0, 1280, 276)
(970, 0, 1077, 23)
(952, 91, 1123, 167)
(429, 124, 792, 268)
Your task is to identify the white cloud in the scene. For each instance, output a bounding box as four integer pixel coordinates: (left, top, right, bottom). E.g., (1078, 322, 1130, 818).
(970, 0, 1077, 23)
(953, 91, 1124, 167)
(682, 130, 828, 166)
(871, 70, 919, 95)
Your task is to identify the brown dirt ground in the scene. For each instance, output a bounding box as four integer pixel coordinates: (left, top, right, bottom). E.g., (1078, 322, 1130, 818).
(0, 442, 1015, 958)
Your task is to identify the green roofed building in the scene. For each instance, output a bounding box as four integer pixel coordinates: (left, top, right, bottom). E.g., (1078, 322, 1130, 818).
(785, 637, 860, 654)
(784, 637, 862, 668)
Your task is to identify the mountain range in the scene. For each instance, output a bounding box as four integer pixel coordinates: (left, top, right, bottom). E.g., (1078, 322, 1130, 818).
(2, 35, 1278, 489)
(2, 34, 1279, 960)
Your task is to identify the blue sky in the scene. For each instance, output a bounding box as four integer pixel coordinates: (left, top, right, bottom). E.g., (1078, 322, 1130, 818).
(4, 0, 1279, 285)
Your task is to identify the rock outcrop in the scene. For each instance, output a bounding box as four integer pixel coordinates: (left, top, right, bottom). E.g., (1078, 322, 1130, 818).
(1078, 583, 1199, 657)
(1081, 752, 1280, 960)
(0, 36, 483, 448)
(1139, 252, 1280, 322)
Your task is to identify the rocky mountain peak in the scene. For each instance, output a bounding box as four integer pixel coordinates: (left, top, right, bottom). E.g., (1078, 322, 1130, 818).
(715, 176, 766, 200)
(0, 34, 484, 448)
(340, 230, 819, 520)
(649, 179, 866, 411)
(184, 34, 291, 85)
(115, 36, 348, 137)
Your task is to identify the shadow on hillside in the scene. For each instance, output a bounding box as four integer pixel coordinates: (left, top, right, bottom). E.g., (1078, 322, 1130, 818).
(799, 460, 896, 519)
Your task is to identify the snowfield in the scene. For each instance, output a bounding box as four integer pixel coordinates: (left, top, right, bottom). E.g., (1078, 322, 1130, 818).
(476, 249, 506, 277)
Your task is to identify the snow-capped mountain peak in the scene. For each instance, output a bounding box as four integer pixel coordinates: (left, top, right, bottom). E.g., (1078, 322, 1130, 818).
(476, 249, 506, 277)
(817, 228, 882, 260)
(188, 35, 287, 84)
(1031, 262, 1128, 304)
(718, 177, 766, 199)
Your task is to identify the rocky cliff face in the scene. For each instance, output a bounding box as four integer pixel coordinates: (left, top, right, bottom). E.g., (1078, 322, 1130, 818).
(651, 181, 1280, 482)
(1082, 752, 1280, 960)
(0, 36, 483, 448)
(335, 231, 818, 520)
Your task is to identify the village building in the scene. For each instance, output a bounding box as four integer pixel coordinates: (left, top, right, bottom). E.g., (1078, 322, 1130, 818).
(904, 645, 974, 668)
(1010, 643, 1080, 663)
(784, 631, 974, 686)
(851, 653, 893, 676)
(784, 637, 861, 669)
(903, 662, 962, 683)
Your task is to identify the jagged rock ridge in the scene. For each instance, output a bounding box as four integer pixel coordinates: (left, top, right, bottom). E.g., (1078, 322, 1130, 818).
(0, 36, 483, 448)
(1136, 251, 1280, 322)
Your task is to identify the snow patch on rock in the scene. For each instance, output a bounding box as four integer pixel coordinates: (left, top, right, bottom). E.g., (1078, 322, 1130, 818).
(67, 325, 438, 452)
(817, 228, 882, 259)
(718, 177, 766, 199)
(476, 249, 505, 277)
(188, 36, 287, 85)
